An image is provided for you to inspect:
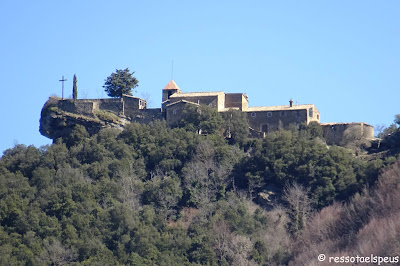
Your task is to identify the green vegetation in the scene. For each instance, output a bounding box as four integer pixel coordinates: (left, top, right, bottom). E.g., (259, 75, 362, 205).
(40, 97, 60, 117)
(377, 114, 400, 138)
(48, 107, 101, 123)
(73, 74, 78, 101)
(1, 112, 400, 264)
(94, 110, 120, 123)
(172, 104, 223, 135)
(103, 68, 139, 98)
(233, 128, 386, 208)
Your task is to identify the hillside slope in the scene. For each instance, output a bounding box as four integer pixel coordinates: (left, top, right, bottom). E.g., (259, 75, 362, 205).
(1, 119, 397, 264)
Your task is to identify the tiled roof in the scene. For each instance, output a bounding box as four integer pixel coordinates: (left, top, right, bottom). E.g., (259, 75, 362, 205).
(246, 104, 316, 112)
(166, 100, 200, 107)
(321, 122, 373, 127)
(163, 80, 181, 91)
(121, 94, 143, 100)
(170, 91, 224, 97)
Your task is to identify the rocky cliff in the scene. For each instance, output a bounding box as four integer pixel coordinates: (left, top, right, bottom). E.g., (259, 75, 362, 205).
(39, 97, 129, 141)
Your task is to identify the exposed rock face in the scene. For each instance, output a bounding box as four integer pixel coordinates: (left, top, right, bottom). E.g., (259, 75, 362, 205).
(39, 97, 129, 141)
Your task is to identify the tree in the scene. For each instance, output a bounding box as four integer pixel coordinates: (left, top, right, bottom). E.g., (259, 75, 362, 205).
(283, 183, 312, 234)
(176, 104, 223, 134)
(395, 114, 400, 127)
(103, 68, 139, 98)
(72, 74, 77, 101)
(221, 109, 249, 145)
(377, 114, 400, 138)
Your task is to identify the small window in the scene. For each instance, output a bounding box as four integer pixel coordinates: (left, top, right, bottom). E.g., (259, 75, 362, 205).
(317, 114, 320, 120)
(251, 112, 256, 117)
(172, 109, 177, 115)
(296, 110, 301, 117)
(309, 108, 313, 117)
(261, 124, 268, 133)
(280, 111, 286, 117)
(267, 112, 272, 117)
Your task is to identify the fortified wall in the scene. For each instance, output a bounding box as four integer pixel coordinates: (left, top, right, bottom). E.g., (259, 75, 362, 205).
(58, 98, 123, 117)
(321, 123, 375, 145)
(47, 79, 375, 147)
(57, 94, 161, 122)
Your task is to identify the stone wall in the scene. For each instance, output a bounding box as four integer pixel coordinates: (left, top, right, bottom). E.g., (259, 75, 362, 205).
(130, 108, 163, 124)
(97, 98, 123, 115)
(58, 98, 125, 117)
(307, 106, 320, 123)
(321, 123, 374, 145)
(225, 93, 248, 110)
(170, 96, 219, 110)
(247, 109, 308, 133)
(217, 93, 225, 111)
(166, 101, 198, 126)
(58, 100, 94, 117)
(122, 95, 146, 117)
(54, 84, 374, 147)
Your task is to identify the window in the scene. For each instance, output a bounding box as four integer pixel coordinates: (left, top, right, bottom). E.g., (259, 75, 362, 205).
(317, 114, 320, 120)
(267, 112, 272, 117)
(308, 108, 313, 117)
(280, 111, 286, 117)
(251, 112, 256, 117)
(296, 110, 301, 117)
(172, 109, 177, 115)
(261, 124, 268, 133)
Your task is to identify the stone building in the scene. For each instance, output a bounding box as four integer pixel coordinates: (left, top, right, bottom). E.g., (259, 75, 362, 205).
(162, 80, 248, 114)
(159, 80, 374, 143)
(52, 79, 373, 145)
(246, 103, 320, 135)
(161, 80, 320, 135)
(57, 94, 163, 124)
(321, 122, 374, 145)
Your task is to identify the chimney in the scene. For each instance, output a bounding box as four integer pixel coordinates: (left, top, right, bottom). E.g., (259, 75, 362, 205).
(289, 99, 293, 107)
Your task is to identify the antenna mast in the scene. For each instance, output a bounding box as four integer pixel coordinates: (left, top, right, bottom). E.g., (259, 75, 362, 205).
(171, 60, 174, 80)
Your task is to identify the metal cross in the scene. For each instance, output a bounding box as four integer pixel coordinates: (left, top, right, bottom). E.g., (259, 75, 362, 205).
(59, 76, 67, 99)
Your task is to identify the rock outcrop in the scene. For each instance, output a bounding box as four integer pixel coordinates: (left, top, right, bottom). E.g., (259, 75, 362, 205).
(40, 97, 129, 141)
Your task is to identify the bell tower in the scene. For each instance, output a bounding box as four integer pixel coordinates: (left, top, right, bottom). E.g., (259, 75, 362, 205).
(162, 80, 181, 103)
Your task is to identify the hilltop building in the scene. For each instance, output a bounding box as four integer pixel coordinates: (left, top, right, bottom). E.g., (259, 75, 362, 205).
(47, 79, 374, 144)
(161, 80, 320, 136)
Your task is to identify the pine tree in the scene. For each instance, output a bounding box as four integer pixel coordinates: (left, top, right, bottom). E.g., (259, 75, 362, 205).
(73, 74, 78, 101)
(103, 68, 139, 98)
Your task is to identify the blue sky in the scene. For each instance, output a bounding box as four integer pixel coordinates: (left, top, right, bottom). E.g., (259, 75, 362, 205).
(1, 1, 399, 153)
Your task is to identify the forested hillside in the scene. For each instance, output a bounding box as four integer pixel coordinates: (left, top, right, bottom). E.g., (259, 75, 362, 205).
(1, 114, 399, 265)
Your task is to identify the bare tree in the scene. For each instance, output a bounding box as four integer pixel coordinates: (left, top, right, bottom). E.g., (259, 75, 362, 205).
(117, 168, 143, 212)
(39, 239, 77, 265)
(283, 183, 312, 235)
(212, 221, 257, 266)
(183, 140, 229, 205)
(142, 168, 183, 220)
(140, 92, 152, 107)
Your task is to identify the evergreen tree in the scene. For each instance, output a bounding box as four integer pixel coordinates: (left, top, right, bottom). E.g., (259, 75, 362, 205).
(72, 74, 78, 101)
(103, 68, 139, 98)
